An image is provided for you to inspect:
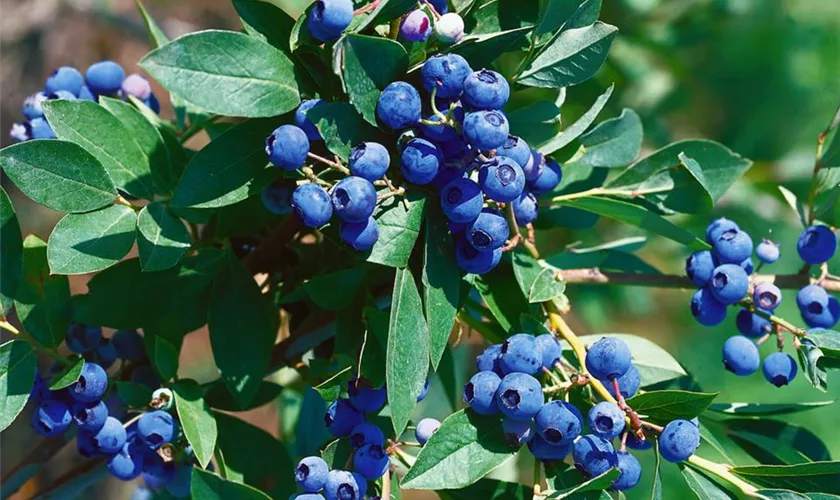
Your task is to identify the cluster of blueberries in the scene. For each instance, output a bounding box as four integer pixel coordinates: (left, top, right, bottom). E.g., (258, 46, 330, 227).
(463, 334, 701, 490)
(9, 61, 160, 143)
(29, 324, 194, 497)
(687, 219, 839, 387)
(263, 52, 562, 274)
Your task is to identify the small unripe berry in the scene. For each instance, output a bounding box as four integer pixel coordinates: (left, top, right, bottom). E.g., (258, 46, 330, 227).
(434, 13, 465, 43)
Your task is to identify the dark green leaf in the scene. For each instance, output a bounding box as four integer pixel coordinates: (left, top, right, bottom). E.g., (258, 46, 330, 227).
(339, 34, 409, 126)
(136, 203, 191, 272)
(448, 27, 532, 68)
(574, 334, 687, 386)
(539, 84, 614, 155)
(0, 187, 22, 319)
(173, 379, 217, 468)
(507, 98, 563, 150)
(798, 337, 829, 392)
(361, 308, 389, 389)
(14, 235, 71, 348)
(757, 490, 815, 500)
(533, 0, 578, 42)
(423, 204, 462, 370)
(303, 268, 366, 311)
(0, 340, 36, 432)
(141, 30, 300, 118)
(401, 410, 518, 489)
(308, 102, 379, 163)
(233, 0, 295, 52)
(366, 191, 426, 268)
(313, 366, 353, 402)
(116, 381, 153, 408)
(805, 329, 840, 359)
(144, 316, 184, 381)
(625, 390, 717, 424)
(322, 438, 355, 469)
(205, 380, 282, 411)
(570, 108, 643, 168)
(651, 439, 662, 500)
(42, 100, 154, 199)
(547, 468, 620, 498)
(708, 401, 834, 416)
(726, 418, 830, 465)
(47, 205, 137, 275)
(0, 140, 117, 213)
(294, 387, 331, 457)
(191, 467, 272, 500)
(388, 267, 430, 436)
(680, 465, 736, 500)
(475, 262, 530, 332)
(48, 356, 84, 390)
(732, 462, 840, 494)
(562, 0, 601, 30)
(468, 0, 539, 35)
(352, 0, 417, 33)
(438, 478, 530, 500)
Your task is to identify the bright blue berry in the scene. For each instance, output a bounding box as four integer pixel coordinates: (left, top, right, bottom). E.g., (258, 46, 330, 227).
(295, 456, 329, 492)
(763, 352, 798, 387)
(415, 418, 441, 446)
(797, 225, 838, 264)
(137, 410, 176, 449)
(691, 288, 727, 326)
(496, 136, 531, 168)
(347, 377, 387, 413)
(23, 92, 48, 120)
(331, 176, 376, 223)
(499, 333, 542, 375)
(349, 142, 390, 181)
(706, 218, 739, 244)
(377, 82, 421, 130)
(296, 99, 325, 141)
(292, 184, 333, 227)
(352, 473, 367, 499)
(476, 344, 502, 374)
(756, 239, 780, 264)
(535, 334, 562, 370)
(417, 378, 430, 402)
(112, 330, 145, 361)
(108, 441, 144, 480)
(612, 451, 642, 490)
(46, 66, 84, 96)
(463, 370, 501, 415)
(324, 470, 361, 500)
(573, 435, 618, 477)
(659, 419, 700, 462)
(709, 263, 749, 304)
(722, 335, 760, 376)
(262, 180, 295, 215)
(478, 157, 525, 202)
(441, 177, 483, 223)
(325, 399, 365, 437)
(266, 125, 309, 171)
(502, 418, 534, 447)
(686, 250, 717, 287)
(66, 323, 103, 353)
(72, 400, 109, 432)
(802, 296, 839, 328)
(603, 363, 640, 400)
(512, 192, 538, 226)
(535, 400, 582, 445)
(121, 74, 152, 100)
(308, 0, 353, 42)
(31, 400, 72, 437)
(527, 159, 562, 195)
(797, 284, 829, 311)
(30, 117, 56, 139)
(85, 61, 126, 95)
(350, 422, 385, 449)
(736, 308, 772, 338)
(753, 282, 782, 310)
(466, 209, 508, 251)
(462, 70, 510, 110)
(529, 434, 573, 461)
(341, 217, 380, 251)
(93, 416, 128, 454)
(400, 138, 443, 185)
(69, 362, 108, 403)
(584, 337, 632, 380)
(463, 110, 509, 151)
(78, 85, 95, 101)
(455, 239, 502, 275)
(400, 9, 432, 42)
(711, 228, 753, 264)
(496, 372, 543, 421)
(588, 402, 625, 440)
(420, 54, 472, 99)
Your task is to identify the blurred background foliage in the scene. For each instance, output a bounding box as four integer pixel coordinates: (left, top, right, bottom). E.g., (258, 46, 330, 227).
(1, 0, 839, 498)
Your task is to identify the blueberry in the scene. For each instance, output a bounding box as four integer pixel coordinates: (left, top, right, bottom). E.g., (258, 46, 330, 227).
(137, 410, 176, 449)
(499, 333, 542, 375)
(802, 296, 840, 328)
(46, 66, 85, 96)
(420, 54, 472, 99)
(400, 9, 432, 42)
(414, 418, 441, 446)
(296, 494, 326, 500)
(463, 370, 501, 415)
(753, 283, 782, 310)
(262, 180, 296, 215)
(85, 61, 126, 95)
(142, 453, 175, 487)
(708, 263, 749, 304)
(93, 416, 128, 454)
(349, 142, 390, 181)
(691, 288, 727, 326)
(463, 110, 509, 151)
(10, 123, 29, 143)
(756, 239, 780, 264)
(462, 70, 510, 110)
(292, 184, 333, 227)
(341, 217, 380, 251)
(603, 363, 640, 400)
(416, 378, 430, 402)
(478, 157, 525, 203)
(496, 372, 543, 421)
(66, 323, 104, 353)
(625, 431, 652, 450)
(705, 218, 739, 244)
(535, 400, 582, 445)
(69, 362, 109, 403)
(466, 209, 509, 251)
(92, 339, 119, 370)
(612, 451, 642, 490)
(349, 422, 385, 450)
(78, 85, 95, 101)
(722, 336, 760, 376)
(587, 402, 625, 440)
(535, 334, 562, 370)
(740, 257, 755, 275)
(439, 136, 472, 162)
(435, 13, 465, 43)
(658, 419, 700, 463)
(573, 435, 618, 477)
(400, 138, 443, 185)
(476, 344, 503, 374)
(763, 352, 798, 387)
(108, 441, 145, 480)
(266, 125, 309, 171)
(112, 330, 145, 361)
(308, 0, 353, 42)
(23, 92, 49, 120)
(325, 399, 365, 437)
(686, 250, 717, 287)
(296, 99, 325, 141)
(797, 225, 838, 264)
(120, 74, 152, 100)
(529, 434, 573, 461)
(77, 429, 102, 457)
(420, 112, 459, 143)
(496, 136, 531, 168)
(441, 177, 483, 223)
(735, 308, 771, 338)
(347, 377, 387, 412)
(512, 192, 539, 226)
(502, 418, 534, 447)
(295, 456, 330, 492)
(31, 400, 72, 437)
(331, 176, 376, 223)
(712, 228, 754, 265)
(352, 473, 367, 499)
(144, 92, 161, 114)
(431, 165, 465, 191)
(797, 284, 829, 311)
(325, 469, 362, 500)
(527, 159, 562, 195)
(455, 239, 502, 275)
(377, 82, 421, 130)
(428, 0, 449, 14)
(72, 400, 109, 432)
(584, 337, 631, 380)
(30, 117, 56, 140)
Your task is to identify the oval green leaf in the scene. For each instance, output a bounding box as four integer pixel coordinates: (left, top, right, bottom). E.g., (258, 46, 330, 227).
(519, 22, 617, 88)
(173, 379, 218, 469)
(48, 356, 84, 390)
(15, 235, 71, 348)
(47, 205, 137, 275)
(137, 203, 191, 272)
(0, 340, 37, 432)
(191, 467, 272, 500)
(625, 390, 718, 424)
(0, 187, 23, 319)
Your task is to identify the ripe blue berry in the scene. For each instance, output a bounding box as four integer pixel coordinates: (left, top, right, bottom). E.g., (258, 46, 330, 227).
(266, 125, 309, 171)
(625, 431, 653, 450)
(499, 333, 542, 375)
(420, 54, 472, 99)
(69, 362, 108, 403)
(341, 217, 380, 251)
(120, 74, 152, 100)
(349, 142, 390, 181)
(292, 184, 333, 227)
(736, 308, 771, 338)
(740, 257, 755, 275)
(476, 344, 502, 374)
(753, 282, 782, 310)
(659, 419, 700, 462)
(400, 138, 443, 185)
(415, 418, 441, 446)
(429, 0, 449, 14)
(496, 136, 531, 168)
(377, 82, 421, 130)
(93, 339, 118, 369)
(512, 192, 538, 226)
(72, 400, 109, 432)
(529, 434, 573, 461)
(463, 110, 509, 151)
(706, 218, 739, 244)
(466, 209, 509, 251)
(802, 296, 839, 329)
(144, 93, 161, 114)
(797, 225, 838, 264)
(573, 435, 618, 477)
(352, 473, 367, 499)
(350, 422, 385, 449)
(502, 418, 534, 447)
(686, 250, 717, 287)
(347, 377, 387, 413)
(262, 180, 295, 215)
(587, 402, 625, 440)
(603, 363, 641, 400)
(417, 378, 430, 402)
(722, 335, 760, 376)
(93, 416, 128, 454)
(137, 410, 176, 449)
(307, 0, 353, 42)
(324, 470, 361, 500)
(535, 400, 582, 445)
(108, 441, 144, 480)
(756, 238, 780, 263)
(295, 456, 329, 492)
(455, 239, 502, 275)
(691, 288, 727, 326)
(30, 118, 56, 140)
(46, 67, 84, 96)
(76, 429, 101, 457)
(462, 70, 510, 110)
(478, 157, 525, 202)
(31, 400, 72, 437)
(535, 334, 562, 370)
(66, 323, 103, 353)
(463, 370, 502, 415)
(85, 61, 126, 95)
(584, 337, 632, 380)
(711, 228, 753, 264)
(763, 352, 798, 387)
(296, 99, 325, 141)
(296, 494, 326, 500)
(612, 451, 642, 491)
(496, 372, 543, 421)
(325, 399, 364, 437)
(708, 263, 749, 304)
(432, 165, 465, 191)
(797, 284, 829, 311)
(400, 10, 432, 42)
(527, 159, 562, 195)
(112, 330, 145, 361)
(441, 177, 483, 223)
(142, 453, 175, 487)
(23, 92, 48, 120)
(331, 176, 376, 223)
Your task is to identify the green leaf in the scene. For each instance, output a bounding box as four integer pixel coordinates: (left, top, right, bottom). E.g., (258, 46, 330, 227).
(529, 268, 566, 303)
(507, 98, 563, 150)
(352, 0, 417, 33)
(437, 478, 531, 500)
(448, 27, 532, 68)
(339, 34, 409, 126)
(518, 22, 617, 88)
(804, 329, 840, 359)
(42, 100, 154, 199)
(366, 191, 426, 268)
(233, 0, 295, 53)
(533, 0, 579, 42)
(116, 381, 153, 408)
(539, 84, 614, 155)
(388, 267, 430, 436)
(136, 203, 190, 272)
(798, 336, 829, 392)
(757, 490, 831, 500)
(401, 410, 518, 489)
(141, 30, 300, 118)
(574, 334, 687, 386)
(468, 0, 540, 35)
(570, 108, 643, 168)
(48, 356, 84, 390)
(0, 139, 117, 213)
(0, 340, 36, 432)
(135, 0, 169, 48)
(191, 467, 272, 500)
(727, 418, 830, 465)
(475, 262, 531, 332)
(547, 468, 620, 498)
(308, 102, 380, 163)
(144, 316, 184, 381)
(322, 437, 355, 470)
(47, 205, 137, 275)
(625, 390, 717, 424)
(708, 401, 835, 416)
(302, 268, 366, 310)
(209, 251, 277, 408)
(205, 380, 282, 411)
(14, 235, 71, 348)
(361, 309, 388, 389)
(555, 196, 710, 251)
(423, 204, 462, 370)
(173, 379, 217, 468)
(778, 185, 808, 228)
(562, 0, 602, 30)
(0, 187, 22, 319)
(313, 366, 354, 402)
(680, 465, 736, 500)
(171, 118, 283, 209)
(732, 462, 840, 494)
(651, 439, 662, 500)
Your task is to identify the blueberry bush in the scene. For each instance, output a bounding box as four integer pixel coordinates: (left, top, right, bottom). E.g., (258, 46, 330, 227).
(1, 0, 840, 499)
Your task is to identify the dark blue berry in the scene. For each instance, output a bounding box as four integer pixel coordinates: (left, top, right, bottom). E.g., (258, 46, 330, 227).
(502, 418, 534, 447)
(377, 82, 421, 130)
(46, 66, 84, 96)
(573, 434, 618, 477)
(527, 159, 562, 195)
(308, 0, 353, 42)
(69, 362, 108, 403)
(466, 209, 508, 251)
(708, 263, 749, 304)
(137, 410, 176, 449)
(535, 334, 562, 370)
(93, 416, 128, 454)
(266, 125, 309, 171)
(350, 422, 385, 449)
(736, 308, 772, 338)
(325, 399, 365, 437)
(353, 444, 389, 480)
(292, 184, 333, 228)
(462, 70, 510, 110)
(112, 330, 145, 361)
(603, 363, 640, 400)
(295, 456, 329, 492)
(463, 370, 501, 415)
(296, 99, 325, 141)
(691, 288, 727, 326)
(420, 54, 472, 99)
(587, 402, 625, 439)
(495, 372, 543, 421)
(763, 352, 798, 387)
(711, 228, 753, 264)
(686, 250, 717, 287)
(462, 110, 509, 151)
(584, 337, 631, 380)
(85, 61, 126, 95)
(400, 138, 443, 185)
(478, 157, 525, 202)
(722, 335, 760, 376)
(72, 400, 109, 432)
(31, 400, 72, 437)
(331, 176, 376, 223)
(349, 142, 390, 181)
(340, 217, 380, 251)
(512, 192, 538, 226)
(535, 400, 582, 445)
(658, 419, 700, 462)
(705, 218, 739, 244)
(108, 441, 145, 480)
(347, 378, 386, 413)
(797, 225, 838, 264)
(612, 451, 642, 490)
(441, 177, 483, 223)
(529, 434, 572, 461)
(455, 239, 502, 275)
(499, 333, 542, 375)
